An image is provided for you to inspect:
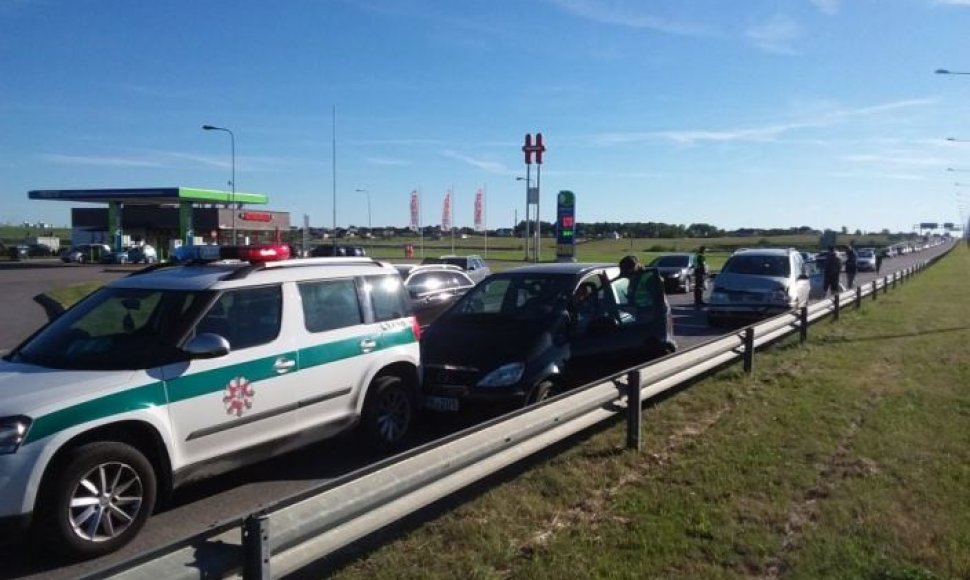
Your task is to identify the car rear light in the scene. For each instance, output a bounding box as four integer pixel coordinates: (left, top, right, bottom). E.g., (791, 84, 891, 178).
(410, 316, 422, 341)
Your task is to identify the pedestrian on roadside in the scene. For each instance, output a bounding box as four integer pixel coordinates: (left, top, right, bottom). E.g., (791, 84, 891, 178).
(845, 241, 858, 289)
(875, 249, 884, 274)
(822, 246, 842, 296)
(693, 246, 708, 307)
(616, 254, 655, 311)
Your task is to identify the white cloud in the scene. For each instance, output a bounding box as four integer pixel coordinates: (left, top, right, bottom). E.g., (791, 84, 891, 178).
(40, 154, 164, 168)
(745, 15, 802, 55)
(441, 150, 512, 174)
(810, 0, 840, 15)
(366, 156, 411, 166)
(592, 97, 939, 146)
(544, 0, 713, 36)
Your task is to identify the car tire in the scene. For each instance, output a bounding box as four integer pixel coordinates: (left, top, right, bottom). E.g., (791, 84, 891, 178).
(525, 379, 554, 406)
(37, 441, 156, 559)
(361, 374, 415, 452)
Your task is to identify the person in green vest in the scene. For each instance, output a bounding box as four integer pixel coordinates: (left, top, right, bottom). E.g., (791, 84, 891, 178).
(617, 255, 656, 311)
(693, 246, 708, 307)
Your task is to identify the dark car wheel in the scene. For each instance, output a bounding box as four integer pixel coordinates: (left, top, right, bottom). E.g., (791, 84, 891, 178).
(361, 374, 415, 452)
(37, 442, 156, 559)
(525, 379, 554, 406)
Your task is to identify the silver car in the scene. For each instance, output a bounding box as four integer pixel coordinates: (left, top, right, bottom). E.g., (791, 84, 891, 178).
(706, 248, 811, 327)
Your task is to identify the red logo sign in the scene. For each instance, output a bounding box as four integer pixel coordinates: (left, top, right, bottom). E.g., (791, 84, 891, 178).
(239, 211, 273, 222)
(223, 377, 254, 417)
(522, 132, 547, 165)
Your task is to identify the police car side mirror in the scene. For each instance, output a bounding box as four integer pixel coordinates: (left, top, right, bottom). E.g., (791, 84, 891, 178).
(184, 333, 231, 359)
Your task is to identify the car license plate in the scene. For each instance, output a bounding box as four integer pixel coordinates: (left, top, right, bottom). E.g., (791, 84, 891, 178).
(424, 395, 459, 412)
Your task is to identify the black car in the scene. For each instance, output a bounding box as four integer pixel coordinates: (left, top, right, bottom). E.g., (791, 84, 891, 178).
(421, 263, 675, 411)
(310, 244, 367, 257)
(648, 253, 698, 293)
(394, 264, 476, 330)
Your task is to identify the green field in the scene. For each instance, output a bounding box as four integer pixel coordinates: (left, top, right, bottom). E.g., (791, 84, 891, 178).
(329, 246, 970, 579)
(335, 232, 895, 272)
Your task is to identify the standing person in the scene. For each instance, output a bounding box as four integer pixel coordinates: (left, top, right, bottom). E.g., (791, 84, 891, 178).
(822, 246, 842, 296)
(616, 254, 655, 310)
(693, 246, 708, 307)
(875, 249, 884, 274)
(845, 242, 858, 289)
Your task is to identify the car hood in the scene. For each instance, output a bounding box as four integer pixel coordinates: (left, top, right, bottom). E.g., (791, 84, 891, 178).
(713, 273, 789, 292)
(0, 359, 138, 417)
(421, 318, 551, 369)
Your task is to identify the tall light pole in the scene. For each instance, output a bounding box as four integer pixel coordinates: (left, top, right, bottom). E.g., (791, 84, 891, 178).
(355, 188, 371, 245)
(202, 125, 236, 244)
(517, 176, 532, 261)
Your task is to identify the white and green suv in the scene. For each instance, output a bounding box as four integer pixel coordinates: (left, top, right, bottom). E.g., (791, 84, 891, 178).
(0, 247, 421, 558)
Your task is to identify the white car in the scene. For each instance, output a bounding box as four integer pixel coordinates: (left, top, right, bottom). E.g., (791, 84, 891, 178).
(855, 248, 877, 272)
(706, 248, 811, 326)
(0, 244, 421, 558)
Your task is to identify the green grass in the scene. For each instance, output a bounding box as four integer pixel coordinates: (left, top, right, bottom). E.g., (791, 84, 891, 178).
(46, 281, 103, 309)
(330, 245, 970, 579)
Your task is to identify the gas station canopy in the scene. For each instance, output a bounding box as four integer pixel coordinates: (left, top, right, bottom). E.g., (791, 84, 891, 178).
(28, 187, 267, 205)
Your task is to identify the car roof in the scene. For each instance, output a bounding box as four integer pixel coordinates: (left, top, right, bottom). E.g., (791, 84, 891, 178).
(110, 258, 397, 292)
(498, 262, 624, 276)
(730, 248, 795, 257)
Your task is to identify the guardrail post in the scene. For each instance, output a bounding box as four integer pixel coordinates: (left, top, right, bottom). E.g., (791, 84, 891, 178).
(872, 280, 877, 301)
(743, 327, 755, 374)
(883, 276, 889, 294)
(855, 286, 862, 309)
(243, 514, 270, 580)
(892, 272, 897, 288)
(626, 369, 641, 451)
(799, 306, 808, 344)
(833, 293, 840, 321)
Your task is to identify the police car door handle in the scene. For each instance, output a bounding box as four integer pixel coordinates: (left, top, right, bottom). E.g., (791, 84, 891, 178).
(359, 338, 377, 353)
(273, 357, 296, 374)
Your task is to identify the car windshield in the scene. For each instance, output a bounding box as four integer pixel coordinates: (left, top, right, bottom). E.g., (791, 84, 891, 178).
(722, 255, 790, 277)
(651, 255, 689, 267)
(441, 273, 573, 322)
(9, 287, 211, 370)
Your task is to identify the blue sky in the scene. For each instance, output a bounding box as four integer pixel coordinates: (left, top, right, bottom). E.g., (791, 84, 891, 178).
(3, 0, 970, 233)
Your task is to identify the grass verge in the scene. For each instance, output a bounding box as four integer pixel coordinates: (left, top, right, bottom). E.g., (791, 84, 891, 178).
(45, 281, 103, 309)
(330, 246, 970, 579)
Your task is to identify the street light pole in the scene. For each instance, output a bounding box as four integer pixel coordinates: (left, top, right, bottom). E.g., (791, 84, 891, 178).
(202, 125, 236, 244)
(517, 176, 532, 261)
(355, 189, 371, 246)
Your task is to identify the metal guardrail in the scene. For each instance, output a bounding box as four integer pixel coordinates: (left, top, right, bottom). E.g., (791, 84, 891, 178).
(88, 250, 949, 580)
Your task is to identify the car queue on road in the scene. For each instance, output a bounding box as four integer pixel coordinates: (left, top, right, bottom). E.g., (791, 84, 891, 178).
(0, 238, 951, 564)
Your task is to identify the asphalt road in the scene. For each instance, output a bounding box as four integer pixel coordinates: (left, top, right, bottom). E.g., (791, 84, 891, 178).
(0, 261, 127, 354)
(0, 242, 954, 579)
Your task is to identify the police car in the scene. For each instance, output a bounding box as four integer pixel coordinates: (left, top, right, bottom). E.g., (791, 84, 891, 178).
(0, 244, 421, 558)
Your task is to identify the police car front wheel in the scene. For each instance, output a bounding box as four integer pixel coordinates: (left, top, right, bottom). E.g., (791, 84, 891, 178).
(38, 441, 157, 559)
(362, 375, 415, 452)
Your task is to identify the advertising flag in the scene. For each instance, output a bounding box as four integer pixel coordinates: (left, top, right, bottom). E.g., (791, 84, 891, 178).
(442, 190, 452, 230)
(474, 188, 484, 232)
(409, 190, 419, 231)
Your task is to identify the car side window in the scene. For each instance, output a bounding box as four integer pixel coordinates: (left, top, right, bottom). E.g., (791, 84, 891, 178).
(365, 274, 408, 322)
(298, 279, 362, 332)
(197, 286, 282, 349)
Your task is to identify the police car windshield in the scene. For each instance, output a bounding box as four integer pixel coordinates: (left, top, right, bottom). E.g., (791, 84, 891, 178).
(11, 287, 211, 370)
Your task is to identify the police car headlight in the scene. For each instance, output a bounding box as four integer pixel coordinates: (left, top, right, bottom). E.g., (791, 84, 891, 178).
(477, 363, 525, 387)
(0, 416, 32, 455)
